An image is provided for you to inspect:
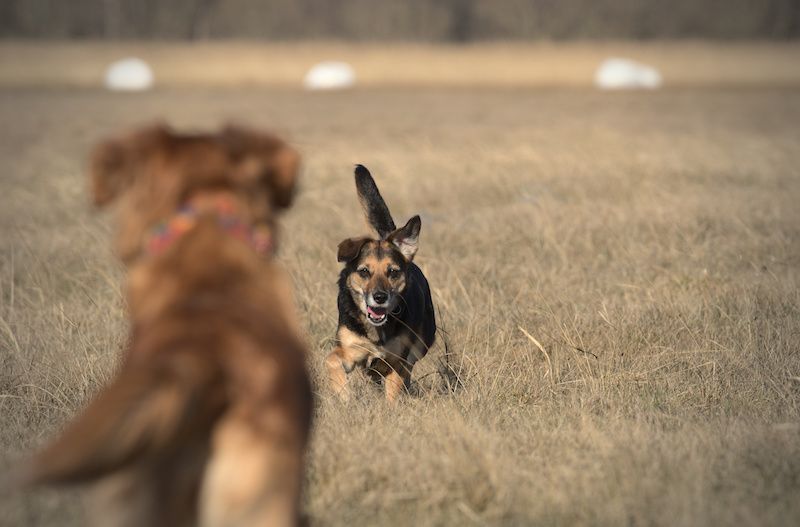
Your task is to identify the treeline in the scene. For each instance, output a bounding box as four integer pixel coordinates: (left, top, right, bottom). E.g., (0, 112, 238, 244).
(2, 0, 798, 40)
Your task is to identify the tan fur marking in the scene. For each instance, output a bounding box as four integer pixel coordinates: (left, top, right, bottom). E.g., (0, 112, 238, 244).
(200, 410, 303, 527)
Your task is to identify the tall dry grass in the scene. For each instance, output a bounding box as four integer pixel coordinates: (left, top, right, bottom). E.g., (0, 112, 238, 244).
(0, 83, 799, 525)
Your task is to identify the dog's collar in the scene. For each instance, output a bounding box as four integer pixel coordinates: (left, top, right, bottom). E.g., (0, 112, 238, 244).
(146, 195, 273, 257)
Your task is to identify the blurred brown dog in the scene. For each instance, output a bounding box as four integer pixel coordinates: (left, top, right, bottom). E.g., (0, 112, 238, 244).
(12, 125, 312, 526)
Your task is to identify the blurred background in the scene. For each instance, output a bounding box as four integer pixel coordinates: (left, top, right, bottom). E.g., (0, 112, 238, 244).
(2, 0, 799, 40)
(1, 0, 799, 90)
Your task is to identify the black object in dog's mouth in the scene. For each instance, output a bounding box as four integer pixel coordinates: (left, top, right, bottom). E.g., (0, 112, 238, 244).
(366, 305, 388, 324)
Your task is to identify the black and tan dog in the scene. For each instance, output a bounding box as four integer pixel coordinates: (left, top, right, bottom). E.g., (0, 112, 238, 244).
(326, 165, 436, 402)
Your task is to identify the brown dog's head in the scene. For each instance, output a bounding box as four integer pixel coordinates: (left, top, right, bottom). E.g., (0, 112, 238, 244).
(337, 216, 420, 326)
(90, 124, 300, 263)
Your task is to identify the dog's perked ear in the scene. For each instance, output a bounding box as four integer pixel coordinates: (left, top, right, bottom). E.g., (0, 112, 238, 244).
(337, 237, 371, 263)
(90, 124, 171, 207)
(221, 125, 300, 209)
(387, 215, 421, 261)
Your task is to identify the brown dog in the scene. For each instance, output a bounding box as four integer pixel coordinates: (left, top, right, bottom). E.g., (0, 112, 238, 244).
(12, 125, 312, 527)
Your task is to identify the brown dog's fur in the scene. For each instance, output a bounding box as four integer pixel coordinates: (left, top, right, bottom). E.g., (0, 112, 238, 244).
(13, 125, 312, 526)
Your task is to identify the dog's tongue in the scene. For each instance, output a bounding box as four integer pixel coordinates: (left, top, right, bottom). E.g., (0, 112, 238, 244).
(367, 306, 386, 317)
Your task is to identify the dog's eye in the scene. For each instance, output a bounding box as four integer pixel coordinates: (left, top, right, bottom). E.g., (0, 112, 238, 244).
(387, 267, 401, 279)
(357, 267, 371, 278)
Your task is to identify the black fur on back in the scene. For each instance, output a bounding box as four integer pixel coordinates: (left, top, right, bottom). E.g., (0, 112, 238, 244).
(354, 165, 396, 239)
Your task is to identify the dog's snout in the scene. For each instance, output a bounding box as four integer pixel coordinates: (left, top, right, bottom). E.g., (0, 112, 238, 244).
(372, 290, 389, 304)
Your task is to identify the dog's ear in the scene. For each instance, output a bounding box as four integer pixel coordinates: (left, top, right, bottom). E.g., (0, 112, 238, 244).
(90, 124, 171, 207)
(222, 125, 300, 209)
(387, 215, 421, 261)
(337, 237, 371, 263)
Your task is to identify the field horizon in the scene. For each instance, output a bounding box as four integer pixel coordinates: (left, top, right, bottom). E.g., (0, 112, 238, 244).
(2, 41, 800, 89)
(1, 46, 799, 525)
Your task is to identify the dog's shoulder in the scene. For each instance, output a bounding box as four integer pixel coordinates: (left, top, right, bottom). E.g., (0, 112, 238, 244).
(387, 263, 435, 352)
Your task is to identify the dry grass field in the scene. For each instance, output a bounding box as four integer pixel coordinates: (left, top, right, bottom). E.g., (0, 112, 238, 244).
(1, 47, 800, 526)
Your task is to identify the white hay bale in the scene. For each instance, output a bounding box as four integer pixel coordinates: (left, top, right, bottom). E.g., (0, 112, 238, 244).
(104, 58, 154, 92)
(595, 58, 662, 90)
(303, 61, 356, 91)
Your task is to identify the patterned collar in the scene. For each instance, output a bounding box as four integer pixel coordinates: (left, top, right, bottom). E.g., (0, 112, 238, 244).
(146, 196, 273, 257)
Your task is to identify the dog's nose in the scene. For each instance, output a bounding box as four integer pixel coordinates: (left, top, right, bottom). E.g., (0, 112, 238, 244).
(372, 290, 388, 304)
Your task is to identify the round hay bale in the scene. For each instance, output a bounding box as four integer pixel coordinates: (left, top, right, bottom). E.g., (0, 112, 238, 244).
(303, 61, 356, 91)
(595, 58, 662, 90)
(104, 58, 154, 92)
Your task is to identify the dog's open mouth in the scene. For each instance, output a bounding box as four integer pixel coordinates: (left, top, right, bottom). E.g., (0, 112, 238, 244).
(366, 305, 388, 325)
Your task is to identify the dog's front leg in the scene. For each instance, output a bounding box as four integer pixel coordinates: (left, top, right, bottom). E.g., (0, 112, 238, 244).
(384, 368, 410, 403)
(325, 348, 351, 400)
(326, 346, 368, 401)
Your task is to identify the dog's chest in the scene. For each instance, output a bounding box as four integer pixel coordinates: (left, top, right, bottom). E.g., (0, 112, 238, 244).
(369, 328, 410, 360)
(363, 323, 381, 343)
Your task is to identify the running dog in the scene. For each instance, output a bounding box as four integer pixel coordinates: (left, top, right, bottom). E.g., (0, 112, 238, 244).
(10, 124, 312, 527)
(326, 165, 436, 402)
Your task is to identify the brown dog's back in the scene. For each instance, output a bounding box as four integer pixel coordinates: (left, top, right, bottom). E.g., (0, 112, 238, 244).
(11, 126, 312, 527)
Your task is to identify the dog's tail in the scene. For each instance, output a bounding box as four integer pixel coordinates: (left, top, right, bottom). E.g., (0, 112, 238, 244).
(355, 164, 396, 239)
(8, 352, 225, 489)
